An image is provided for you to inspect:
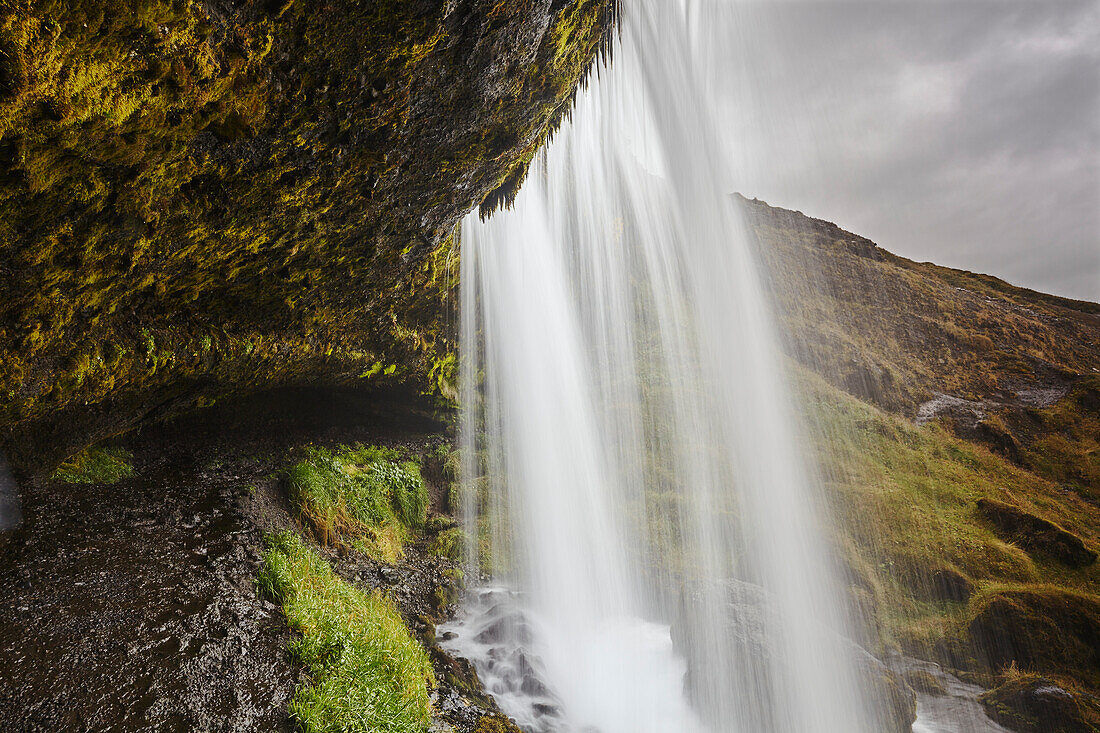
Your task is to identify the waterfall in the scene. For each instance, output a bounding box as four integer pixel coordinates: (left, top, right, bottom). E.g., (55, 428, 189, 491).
(446, 2, 890, 730)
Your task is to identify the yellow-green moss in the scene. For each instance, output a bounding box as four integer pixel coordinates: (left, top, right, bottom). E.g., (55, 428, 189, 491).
(0, 1, 616, 462)
(798, 368, 1099, 688)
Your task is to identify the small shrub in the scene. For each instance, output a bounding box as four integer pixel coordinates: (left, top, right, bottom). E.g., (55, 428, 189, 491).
(52, 446, 133, 484)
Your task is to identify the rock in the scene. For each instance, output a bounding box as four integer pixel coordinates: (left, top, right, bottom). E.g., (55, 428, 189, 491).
(904, 669, 949, 697)
(977, 498, 1096, 568)
(0, 0, 617, 472)
(673, 579, 916, 732)
(967, 589, 1100, 686)
(930, 568, 975, 603)
(473, 715, 524, 733)
(979, 675, 1100, 733)
(842, 358, 899, 409)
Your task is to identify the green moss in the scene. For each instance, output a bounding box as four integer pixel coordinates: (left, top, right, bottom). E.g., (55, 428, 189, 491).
(472, 715, 524, 733)
(428, 526, 466, 563)
(286, 445, 428, 555)
(257, 531, 433, 733)
(966, 585, 1100, 688)
(52, 445, 133, 484)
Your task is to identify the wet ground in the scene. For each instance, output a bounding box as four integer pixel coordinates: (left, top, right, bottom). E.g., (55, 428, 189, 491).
(0, 387, 455, 733)
(0, 448, 296, 731)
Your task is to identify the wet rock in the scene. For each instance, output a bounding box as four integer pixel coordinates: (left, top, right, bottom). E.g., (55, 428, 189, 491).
(977, 498, 1096, 568)
(472, 714, 525, 733)
(904, 669, 949, 697)
(474, 617, 533, 645)
(967, 589, 1100, 685)
(979, 675, 1100, 733)
(673, 579, 916, 733)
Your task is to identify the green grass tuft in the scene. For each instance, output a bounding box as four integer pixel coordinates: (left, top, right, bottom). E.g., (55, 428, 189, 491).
(52, 446, 134, 484)
(286, 445, 428, 554)
(258, 531, 434, 733)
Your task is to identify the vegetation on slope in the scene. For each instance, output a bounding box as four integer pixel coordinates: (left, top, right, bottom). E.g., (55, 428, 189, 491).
(800, 368, 1099, 692)
(744, 196, 1100, 512)
(286, 444, 428, 561)
(258, 531, 434, 733)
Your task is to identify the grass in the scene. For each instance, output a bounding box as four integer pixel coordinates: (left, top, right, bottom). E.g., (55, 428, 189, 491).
(258, 531, 433, 733)
(51, 446, 133, 484)
(286, 445, 428, 556)
(797, 368, 1100, 678)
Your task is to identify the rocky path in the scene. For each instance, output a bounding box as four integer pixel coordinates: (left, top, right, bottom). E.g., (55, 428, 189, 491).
(0, 448, 296, 733)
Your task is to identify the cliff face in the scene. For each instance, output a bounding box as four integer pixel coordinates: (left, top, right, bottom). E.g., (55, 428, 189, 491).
(0, 0, 615, 471)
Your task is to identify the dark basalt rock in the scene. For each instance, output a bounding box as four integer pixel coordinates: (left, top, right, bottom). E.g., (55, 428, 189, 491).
(980, 676, 1100, 733)
(968, 589, 1100, 689)
(977, 498, 1096, 568)
(0, 0, 616, 474)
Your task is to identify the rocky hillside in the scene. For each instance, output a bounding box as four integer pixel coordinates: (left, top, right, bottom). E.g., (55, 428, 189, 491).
(744, 194, 1099, 501)
(743, 195, 1100, 727)
(0, 0, 615, 472)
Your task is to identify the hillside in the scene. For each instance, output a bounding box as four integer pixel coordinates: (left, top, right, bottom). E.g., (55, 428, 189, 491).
(744, 195, 1099, 501)
(743, 196, 1100, 723)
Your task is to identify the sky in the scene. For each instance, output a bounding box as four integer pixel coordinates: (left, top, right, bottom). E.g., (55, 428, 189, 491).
(700, 0, 1099, 301)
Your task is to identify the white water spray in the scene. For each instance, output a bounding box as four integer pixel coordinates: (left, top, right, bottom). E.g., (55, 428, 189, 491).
(447, 2, 893, 731)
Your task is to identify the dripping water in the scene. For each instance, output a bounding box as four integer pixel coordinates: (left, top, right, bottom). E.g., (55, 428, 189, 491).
(445, 1, 891, 731)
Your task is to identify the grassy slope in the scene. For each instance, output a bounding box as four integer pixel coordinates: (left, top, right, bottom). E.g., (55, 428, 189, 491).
(740, 191, 1100, 697)
(258, 531, 434, 733)
(286, 444, 428, 560)
(803, 368, 1100, 700)
(260, 444, 440, 731)
(50, 445, 134, 484)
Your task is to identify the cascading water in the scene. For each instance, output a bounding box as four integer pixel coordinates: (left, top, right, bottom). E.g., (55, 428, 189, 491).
(444, 1, 895, 731)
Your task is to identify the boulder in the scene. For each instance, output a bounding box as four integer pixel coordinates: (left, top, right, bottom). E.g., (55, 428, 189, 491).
(979, 675, 1100, 733)
(977, 499, 1096, 568)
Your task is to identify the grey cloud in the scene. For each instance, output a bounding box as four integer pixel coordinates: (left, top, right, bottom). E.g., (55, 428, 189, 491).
(709, 0, 1099, 300)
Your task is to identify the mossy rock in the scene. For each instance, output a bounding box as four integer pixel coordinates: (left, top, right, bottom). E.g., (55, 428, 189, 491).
(967, 589, 1100, 689)
(979, 674, 1100, 733)
(903, 670, 948, 697)
(977, 498, 1096, 568)
(0, 0, 616, 473)
(472, 715, 524, 733)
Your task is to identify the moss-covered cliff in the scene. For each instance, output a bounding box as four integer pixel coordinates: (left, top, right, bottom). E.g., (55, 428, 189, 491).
(0, 0, 615, 471)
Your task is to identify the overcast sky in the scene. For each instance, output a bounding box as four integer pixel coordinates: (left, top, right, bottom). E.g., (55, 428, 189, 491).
(701, 0, 1099, 301)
